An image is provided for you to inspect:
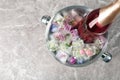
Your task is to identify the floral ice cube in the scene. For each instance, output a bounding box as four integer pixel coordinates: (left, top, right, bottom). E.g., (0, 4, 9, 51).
(94, 35, 107, 48)
(80, 49, 86, 55)
(91, 46, 100, 55)
(58, 27, 70, 35)
(50, 24, 58, 32)
(54, 14, 64, 22)
(79, 49, 89, 60)
(56, 50, 69, 64)
(53, 32, 65, 41)
(72, 39, 84, 48)
(77, 58, 85, 64)
(84, 49, 93, 57)
(48, 40, 58, 52)
(72, 49, 81, 58)
(59, 42, 72, 53)
(64, 23, 72, 31)
(68, 57, 77, 64)
(70, 29, 79, 41)
(71, 29, 78, 36)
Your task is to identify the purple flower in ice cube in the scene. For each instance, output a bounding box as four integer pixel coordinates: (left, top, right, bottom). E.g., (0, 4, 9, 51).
(64, 23, 72, 31)
(69, 57, 77, 64)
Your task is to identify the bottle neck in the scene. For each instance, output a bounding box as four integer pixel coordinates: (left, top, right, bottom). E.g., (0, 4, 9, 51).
(98, 0, 120, 26)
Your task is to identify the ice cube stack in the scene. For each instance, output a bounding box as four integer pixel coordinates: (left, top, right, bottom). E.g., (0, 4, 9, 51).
(47, 13, 106, 66)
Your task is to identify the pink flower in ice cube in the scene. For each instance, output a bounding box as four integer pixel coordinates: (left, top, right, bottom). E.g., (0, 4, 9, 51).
(80, 49, 86, 55)
(54, 32, 65, 41)
(84, 49, 93, 56)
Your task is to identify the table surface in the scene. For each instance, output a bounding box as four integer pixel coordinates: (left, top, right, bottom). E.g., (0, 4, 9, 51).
(0, 0, 120, 80)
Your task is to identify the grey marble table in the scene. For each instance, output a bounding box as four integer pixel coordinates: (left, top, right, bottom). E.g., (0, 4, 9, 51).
(0, 0, 120, 80)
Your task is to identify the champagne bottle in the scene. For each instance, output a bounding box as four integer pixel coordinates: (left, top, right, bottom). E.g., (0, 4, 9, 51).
(77, 0, 120, 43)
(85, 0, 120, 34)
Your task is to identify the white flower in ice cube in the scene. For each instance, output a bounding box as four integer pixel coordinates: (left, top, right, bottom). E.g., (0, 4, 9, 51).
(48, 40, 58, 52)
